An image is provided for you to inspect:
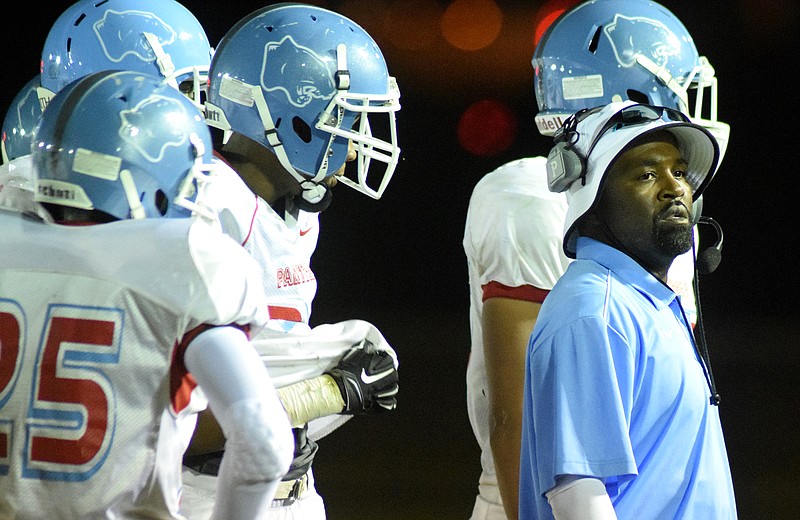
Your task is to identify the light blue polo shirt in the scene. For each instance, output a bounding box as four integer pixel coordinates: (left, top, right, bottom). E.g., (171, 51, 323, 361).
(519, 237, 736, 519)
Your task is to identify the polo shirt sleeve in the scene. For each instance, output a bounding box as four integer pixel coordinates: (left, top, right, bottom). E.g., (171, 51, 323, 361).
(528, 315, 639, 494)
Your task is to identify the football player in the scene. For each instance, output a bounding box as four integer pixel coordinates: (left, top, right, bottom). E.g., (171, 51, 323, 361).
(0, 70, 294, 519)
(181, 4, 403, 518)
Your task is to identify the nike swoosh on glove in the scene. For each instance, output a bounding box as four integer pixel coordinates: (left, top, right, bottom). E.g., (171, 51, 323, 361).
(326, 340, 399, 414)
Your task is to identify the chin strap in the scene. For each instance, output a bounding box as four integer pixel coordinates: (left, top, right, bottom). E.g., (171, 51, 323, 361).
(143, 32, 208, 111)
(250, 82, 335, 205)
(291, 185, 332, 213)
(175, 133, 222, 224)
(636, 54, 730, 163)
(119, 169, 146, 220)
(635, 54, 690, 110)
(255, 43, 351, 204)
(297, 181, 328, 205)
(143, 32, 177, 88)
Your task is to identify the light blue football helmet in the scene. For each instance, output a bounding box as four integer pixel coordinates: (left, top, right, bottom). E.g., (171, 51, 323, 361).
(532, 0, 729, 163)
(40, 0, 212, 108)
(2, 76, 45, 164)
(32, 70, 217, 220)
(206, 3, 401, 203)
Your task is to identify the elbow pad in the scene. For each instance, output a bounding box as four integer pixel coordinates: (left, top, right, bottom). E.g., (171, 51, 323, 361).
(218, 397, 294, 482)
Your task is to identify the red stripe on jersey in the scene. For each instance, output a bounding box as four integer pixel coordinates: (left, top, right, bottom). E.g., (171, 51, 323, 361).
(482, 281, 550, 304)
(267, 305, 303, 322)
(170, 323, 252, 413)
(242, 196, 258, 246)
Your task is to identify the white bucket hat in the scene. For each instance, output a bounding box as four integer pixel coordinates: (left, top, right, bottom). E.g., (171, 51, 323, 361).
(554, 100, 720, 258)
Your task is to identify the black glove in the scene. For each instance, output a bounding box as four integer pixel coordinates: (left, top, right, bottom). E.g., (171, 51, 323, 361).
(327, 340, 398, 414)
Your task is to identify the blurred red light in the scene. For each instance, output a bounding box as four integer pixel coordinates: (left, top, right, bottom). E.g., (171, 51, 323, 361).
(457, 99, 518, 157)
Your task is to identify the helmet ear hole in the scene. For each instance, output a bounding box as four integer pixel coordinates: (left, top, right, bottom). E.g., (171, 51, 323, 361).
(292, 116, 312, 144)
(588, 26, 602, 53)
(626, 90, 649, 104)
(155, 190, 169, 216)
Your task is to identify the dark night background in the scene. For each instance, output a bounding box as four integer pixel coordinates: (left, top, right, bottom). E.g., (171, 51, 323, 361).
(3, 1, 798, 518)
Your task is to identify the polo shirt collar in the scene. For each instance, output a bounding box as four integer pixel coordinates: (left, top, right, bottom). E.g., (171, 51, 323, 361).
(575, 237, 678, 310)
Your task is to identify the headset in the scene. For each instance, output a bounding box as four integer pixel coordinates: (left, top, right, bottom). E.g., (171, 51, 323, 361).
(545, 106, 602, 193)
(546, 104, 691, 193)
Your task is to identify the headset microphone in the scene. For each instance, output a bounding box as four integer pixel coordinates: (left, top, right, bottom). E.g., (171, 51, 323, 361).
(691, 215, 723, 406)
(696, 216, 723, 275)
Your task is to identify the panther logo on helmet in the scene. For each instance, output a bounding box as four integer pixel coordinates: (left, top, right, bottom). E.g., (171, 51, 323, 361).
(261, 35, 335, 108)
(119, 94, 189, 162)
(604, 14, 682, 69)
(10, 87, 40, 139)
(94, 10, 177, 63)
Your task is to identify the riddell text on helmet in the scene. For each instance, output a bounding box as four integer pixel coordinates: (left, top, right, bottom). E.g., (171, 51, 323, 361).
(38, 184, 77, 201)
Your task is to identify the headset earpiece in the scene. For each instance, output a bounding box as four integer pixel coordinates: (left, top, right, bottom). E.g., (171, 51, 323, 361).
(545, 106, 604, 193)
(547, 141, 586, 193)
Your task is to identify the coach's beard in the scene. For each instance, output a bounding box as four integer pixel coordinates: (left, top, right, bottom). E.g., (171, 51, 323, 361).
(653, 222, 693, 259)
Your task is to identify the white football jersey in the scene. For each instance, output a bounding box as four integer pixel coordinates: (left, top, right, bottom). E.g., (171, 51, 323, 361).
(204, 159, 319, 334)
(463, 157, 699, 509)
(203, 159, 393, 439)
(0, 211, 268, 519)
